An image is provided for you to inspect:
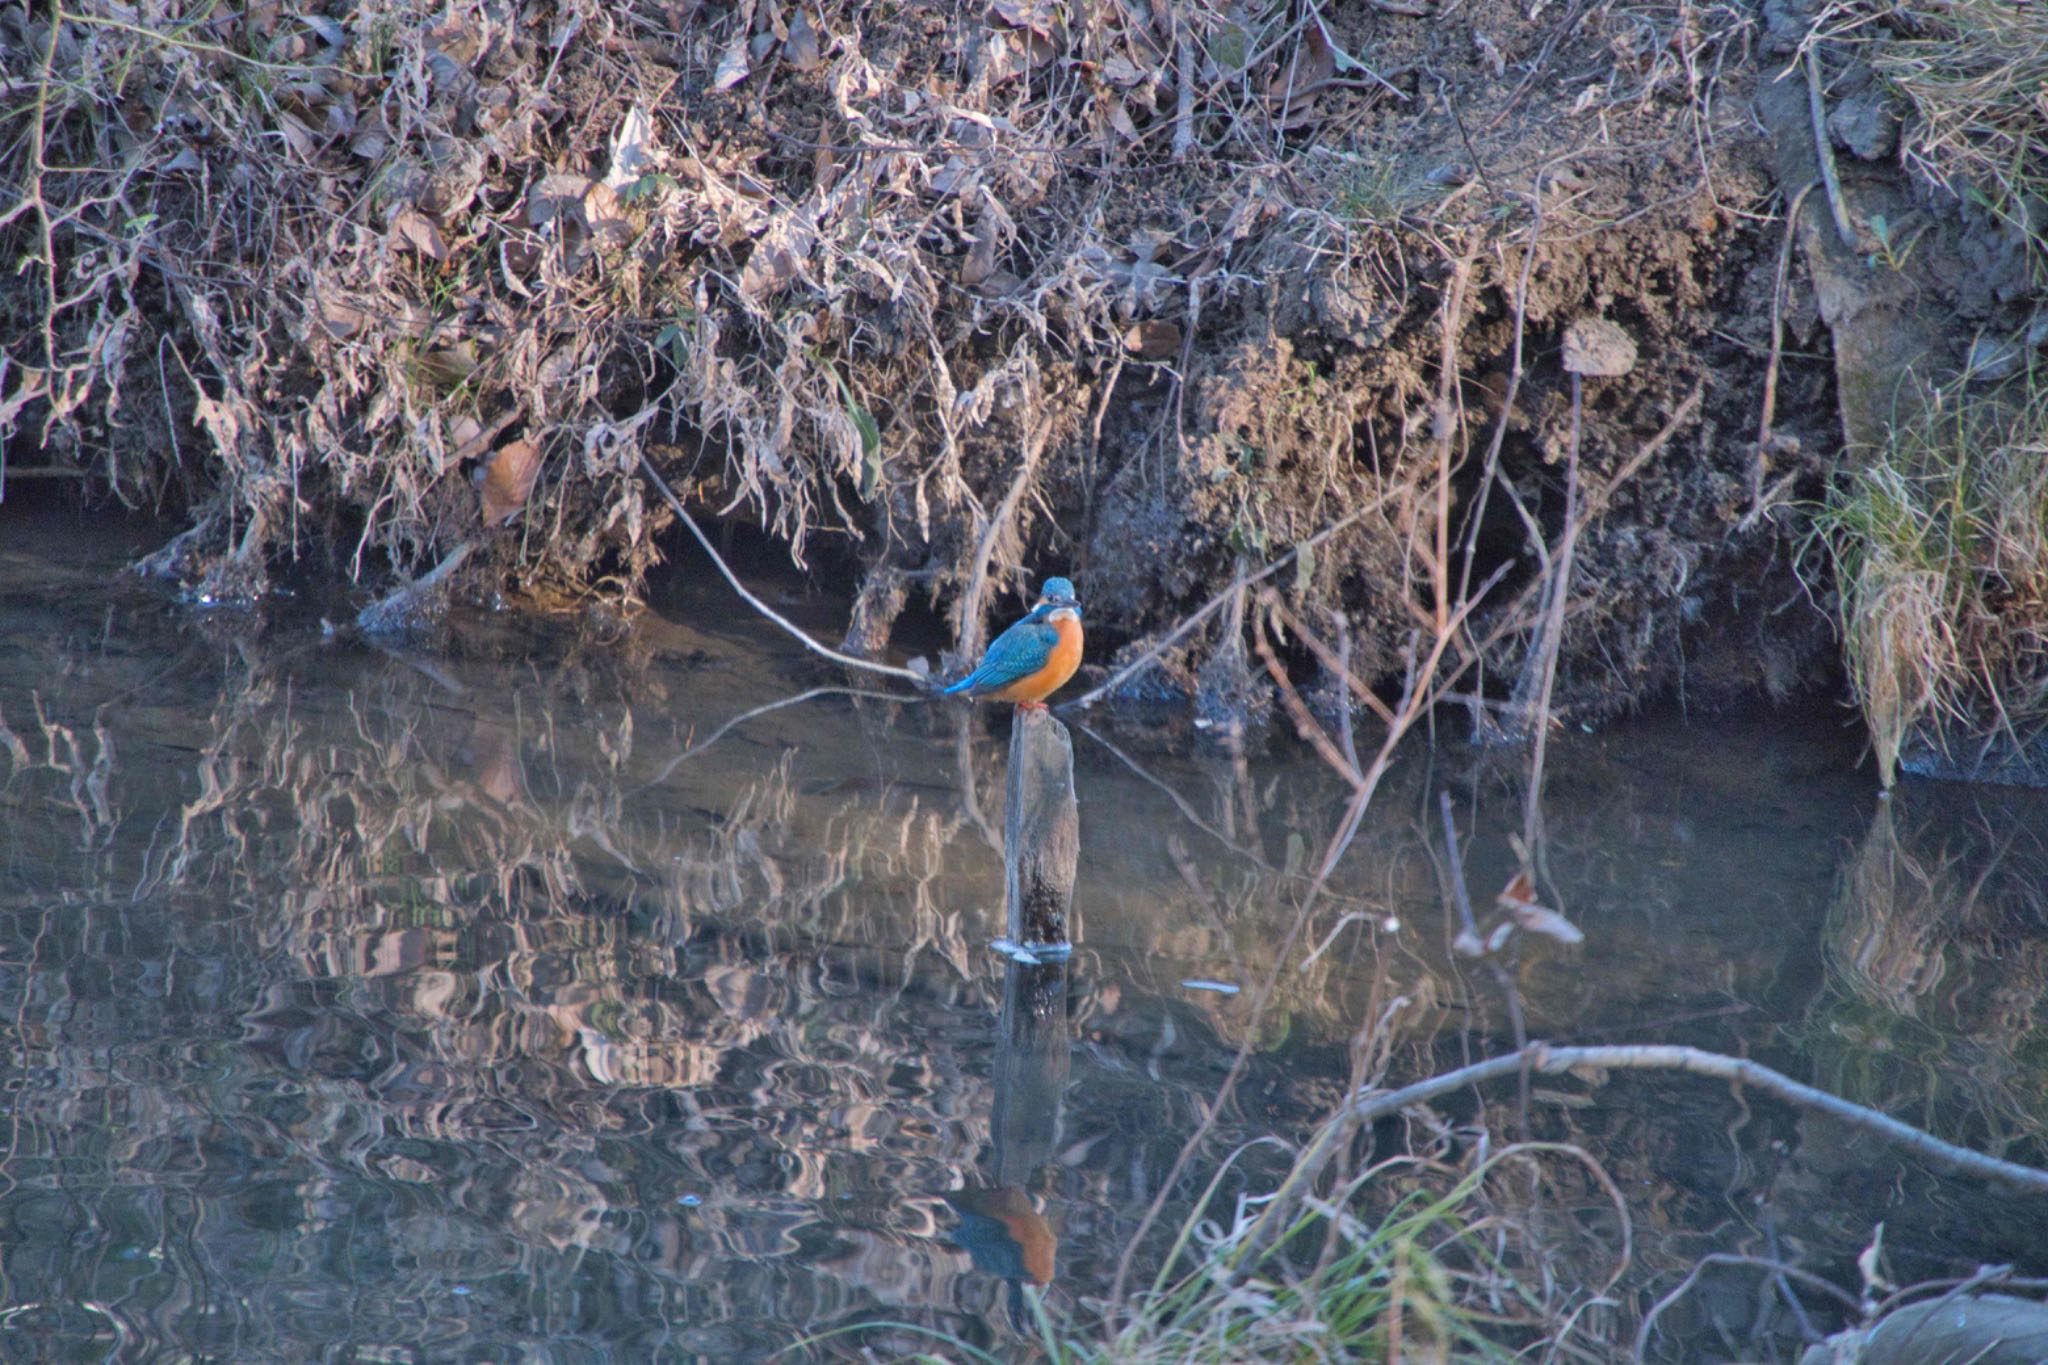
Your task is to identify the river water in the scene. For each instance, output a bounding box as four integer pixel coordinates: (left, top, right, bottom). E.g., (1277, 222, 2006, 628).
(4, 506, 2046, 1360)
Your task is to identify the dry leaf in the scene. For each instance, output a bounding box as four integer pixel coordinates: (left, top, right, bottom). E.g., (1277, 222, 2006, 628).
(1123, 320, 1181, 359)
(478, 438, 544, 526)
(713, 34, 751, 89)
(604, 104, 657, 189)
(785, 7, 820, 69)
(391, 207, 448, 261)
(315, 294, 369, 339)
(961, 219, 1000, 285)
(1268, 28, 1335, 123)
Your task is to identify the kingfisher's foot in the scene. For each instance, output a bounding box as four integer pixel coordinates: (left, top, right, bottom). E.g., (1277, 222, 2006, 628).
(1016, 700, 1048, 711)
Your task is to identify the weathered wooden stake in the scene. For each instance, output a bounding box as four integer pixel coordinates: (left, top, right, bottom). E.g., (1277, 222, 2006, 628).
(1003, 707, 1078, 946)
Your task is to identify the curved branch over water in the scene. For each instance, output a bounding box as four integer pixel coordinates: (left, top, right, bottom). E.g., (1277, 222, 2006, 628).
(1264, 1040, 2048, 1244)
(640, 456, 929, 686)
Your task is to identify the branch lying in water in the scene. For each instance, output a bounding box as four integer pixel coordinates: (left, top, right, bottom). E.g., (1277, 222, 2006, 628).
(639, 455, 928, 686)
(1253, 1040, 2048, 1255)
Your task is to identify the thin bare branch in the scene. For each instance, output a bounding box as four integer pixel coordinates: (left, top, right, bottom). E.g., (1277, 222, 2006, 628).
(640, 456, 928, 685)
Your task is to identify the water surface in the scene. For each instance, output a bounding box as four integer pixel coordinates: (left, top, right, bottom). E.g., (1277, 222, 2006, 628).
(4, 508, 2046, 1360)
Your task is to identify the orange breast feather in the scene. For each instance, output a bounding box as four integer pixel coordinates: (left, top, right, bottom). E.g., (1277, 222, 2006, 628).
(989, 615, 1083, 702)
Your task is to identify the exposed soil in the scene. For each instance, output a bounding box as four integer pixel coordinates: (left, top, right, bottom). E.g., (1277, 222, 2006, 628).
(1, 0, 2036, 729)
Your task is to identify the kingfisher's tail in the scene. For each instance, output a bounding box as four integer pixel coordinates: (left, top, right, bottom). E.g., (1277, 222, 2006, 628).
(940, 674, 977, 696)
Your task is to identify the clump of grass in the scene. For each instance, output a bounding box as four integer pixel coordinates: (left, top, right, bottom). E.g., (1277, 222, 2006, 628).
(1819, 0, 2048, 261)
(1811, 375, 2048, 784)
(824, 1142, 1606, 1361)
(978, 1142, 1602, 1363)
(1083, 1165, 1520, 1362)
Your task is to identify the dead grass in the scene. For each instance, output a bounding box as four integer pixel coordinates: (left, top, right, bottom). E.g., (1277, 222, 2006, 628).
(1810, 793, 2048, 1152)
(1049, 1142, 1612, 1363)
(0, 0, 1783, 719)
(1809, 373, 2048, 784)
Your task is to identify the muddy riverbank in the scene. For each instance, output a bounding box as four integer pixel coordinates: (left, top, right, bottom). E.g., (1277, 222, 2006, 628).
(7, 1, 2043, 755)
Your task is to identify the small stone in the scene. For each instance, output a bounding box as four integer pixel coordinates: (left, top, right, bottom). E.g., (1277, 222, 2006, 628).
(1562, 317, 1637, 376)
(1759, 0, 1817, 55)
(1828, 87, 1901, 162)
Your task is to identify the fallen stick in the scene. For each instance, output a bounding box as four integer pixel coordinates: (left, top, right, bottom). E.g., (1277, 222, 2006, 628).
(355, 540, 474, 635)
(1804, 50, 1858, 249)
(1262, 1040, 2048, 1245)
(639, 455, 927, 685)
(1758, 180, 1819, 452)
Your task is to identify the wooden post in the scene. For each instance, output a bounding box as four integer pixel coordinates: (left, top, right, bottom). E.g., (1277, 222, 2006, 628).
(1003, 707, 1078, 947)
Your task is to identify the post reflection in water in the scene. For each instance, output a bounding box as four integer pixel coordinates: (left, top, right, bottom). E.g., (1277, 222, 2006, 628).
(943, 703, 1080, 1331)
(946, 956, 1070, 1330)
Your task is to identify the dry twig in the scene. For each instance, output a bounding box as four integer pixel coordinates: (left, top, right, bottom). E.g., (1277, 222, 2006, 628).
(640, 455, 927, 685)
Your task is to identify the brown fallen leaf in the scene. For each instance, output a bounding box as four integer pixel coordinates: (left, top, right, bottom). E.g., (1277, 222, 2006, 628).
(739, 218, 814, 301)
(315, 293, 369, 339)
(478, 437, 544, 525)
(1123, 319, 1181, 360)
(1267, 27, 1336, 123)
(527, 173, 594, 229)
(961, 218, 1000, 285)
(784, 6, 820, 69)
(390, 207, 448, 261)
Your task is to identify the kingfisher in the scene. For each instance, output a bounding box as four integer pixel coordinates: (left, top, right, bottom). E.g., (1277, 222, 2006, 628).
(941, 576, 1084, 709)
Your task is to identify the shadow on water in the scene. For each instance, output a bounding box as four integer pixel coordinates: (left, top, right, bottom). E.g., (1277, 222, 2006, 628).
(4, 509, 2048, 1359)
